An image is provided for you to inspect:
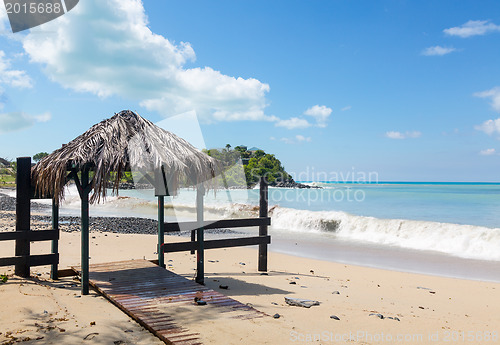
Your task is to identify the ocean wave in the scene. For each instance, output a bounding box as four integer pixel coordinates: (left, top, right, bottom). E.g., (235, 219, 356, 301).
(270, 206, 500, 261)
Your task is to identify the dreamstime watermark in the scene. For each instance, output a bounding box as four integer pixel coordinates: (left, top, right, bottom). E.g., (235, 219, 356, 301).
(3, 0, 79, 33)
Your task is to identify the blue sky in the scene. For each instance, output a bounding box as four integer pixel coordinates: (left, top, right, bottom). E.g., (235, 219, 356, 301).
(1, 0, 500, 181)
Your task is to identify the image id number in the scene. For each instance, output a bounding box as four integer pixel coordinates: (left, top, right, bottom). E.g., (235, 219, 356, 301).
(5, 2, 62, 15)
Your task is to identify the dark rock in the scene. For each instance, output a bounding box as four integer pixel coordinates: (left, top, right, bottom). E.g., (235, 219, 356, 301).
(289, 281, 296, 285)
(386, 317, 401, 321)
(330, 315, 340, 320)
(219, 285, 228, 289)
(369, 313, 384, 319)
(332, 291, 340, 295)
(273, 313, 280, 319)
(268, 180, 322, 189)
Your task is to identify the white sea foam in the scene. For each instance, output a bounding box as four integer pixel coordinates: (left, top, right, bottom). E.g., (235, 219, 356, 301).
(270, 206, 500, 261)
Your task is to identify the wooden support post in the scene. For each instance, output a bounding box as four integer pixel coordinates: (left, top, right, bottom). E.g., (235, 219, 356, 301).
(157, 195, 165, 268)
(258, 176, 268, 272)
(81, 166, 90, 295)
(154, 169, 167, 268)
(190, 229, 195, 255)
(50, 199, 59, 280)
(195, 185, 205, 285)
(15, 157, 31, 278)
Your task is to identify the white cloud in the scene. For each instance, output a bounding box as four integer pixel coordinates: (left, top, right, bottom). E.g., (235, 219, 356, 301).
(474, 87, 500, 113)
(475, 118, 500, 135)
(20, 0, 270, 122)
(280, 134, 311, 144)
(280, 137, 294, 144)
(421, 46, 457, 56)
(275, 117, 311, 130)
(385, 131, 405, 139)
(444, 20, 500, 38)
(479, 148, 496, 156)
(341, 105, 351, 111)
(0, 111, 51, 133)
(295, 134, 311, 142)
(0, 50, 33, 89)
(304, 105, 332, 127)
(385, 131, 421, 139)
(33, 112, 51, 122)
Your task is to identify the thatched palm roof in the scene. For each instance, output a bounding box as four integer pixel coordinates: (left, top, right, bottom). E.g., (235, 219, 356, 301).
(32, 110, 218, 203)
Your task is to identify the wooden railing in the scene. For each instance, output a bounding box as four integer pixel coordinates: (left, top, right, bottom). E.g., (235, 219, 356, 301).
(0, 157, 60, 279)
(160, 176, 271, 283)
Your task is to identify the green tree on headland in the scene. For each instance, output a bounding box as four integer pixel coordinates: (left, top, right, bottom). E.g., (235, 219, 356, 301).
(33, 152, 49, 162)
(205, 146, 293, 188)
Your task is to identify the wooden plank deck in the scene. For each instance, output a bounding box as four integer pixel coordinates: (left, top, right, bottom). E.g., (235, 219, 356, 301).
(72, 260, 266, 345)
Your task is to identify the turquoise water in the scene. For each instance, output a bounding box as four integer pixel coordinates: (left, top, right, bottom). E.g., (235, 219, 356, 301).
(287, 182, 500, 228)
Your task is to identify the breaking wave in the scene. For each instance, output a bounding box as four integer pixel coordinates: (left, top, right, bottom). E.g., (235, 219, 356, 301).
(270, 206, 500, 261)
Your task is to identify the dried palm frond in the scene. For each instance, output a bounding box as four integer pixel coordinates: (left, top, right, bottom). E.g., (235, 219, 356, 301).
(32, 110, 219, 204)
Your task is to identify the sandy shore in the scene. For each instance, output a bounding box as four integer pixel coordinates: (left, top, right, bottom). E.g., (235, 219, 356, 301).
(1, 211, 499, 344)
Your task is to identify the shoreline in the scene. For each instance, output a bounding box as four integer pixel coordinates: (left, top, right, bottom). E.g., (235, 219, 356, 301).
(2, 190, 500, 284)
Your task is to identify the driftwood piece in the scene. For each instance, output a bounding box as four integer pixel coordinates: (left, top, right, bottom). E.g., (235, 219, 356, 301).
(284, 297, 320, 308)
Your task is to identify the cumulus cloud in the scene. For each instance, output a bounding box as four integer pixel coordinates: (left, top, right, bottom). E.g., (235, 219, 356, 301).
(0, 111, 51, 133)
(474, 88, 500, 136)
(444, 20, 500, 38)
(474, 87, 500, 113)
(385, 131, 422, 139)
(275, 105, 332, 130)
(475, 118, 500, 135)
(0, 50, 33, 89)
(479, 148, 496, 156)
(275, 117, 311, 130)
(20, 0, 271, 122)
(0, 50, 39, 133)
(304, 105, 332, 127)
(421, 46, 457, 56)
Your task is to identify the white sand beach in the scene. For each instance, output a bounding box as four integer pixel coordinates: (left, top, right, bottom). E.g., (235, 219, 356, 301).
(1, 211, 499, 344)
